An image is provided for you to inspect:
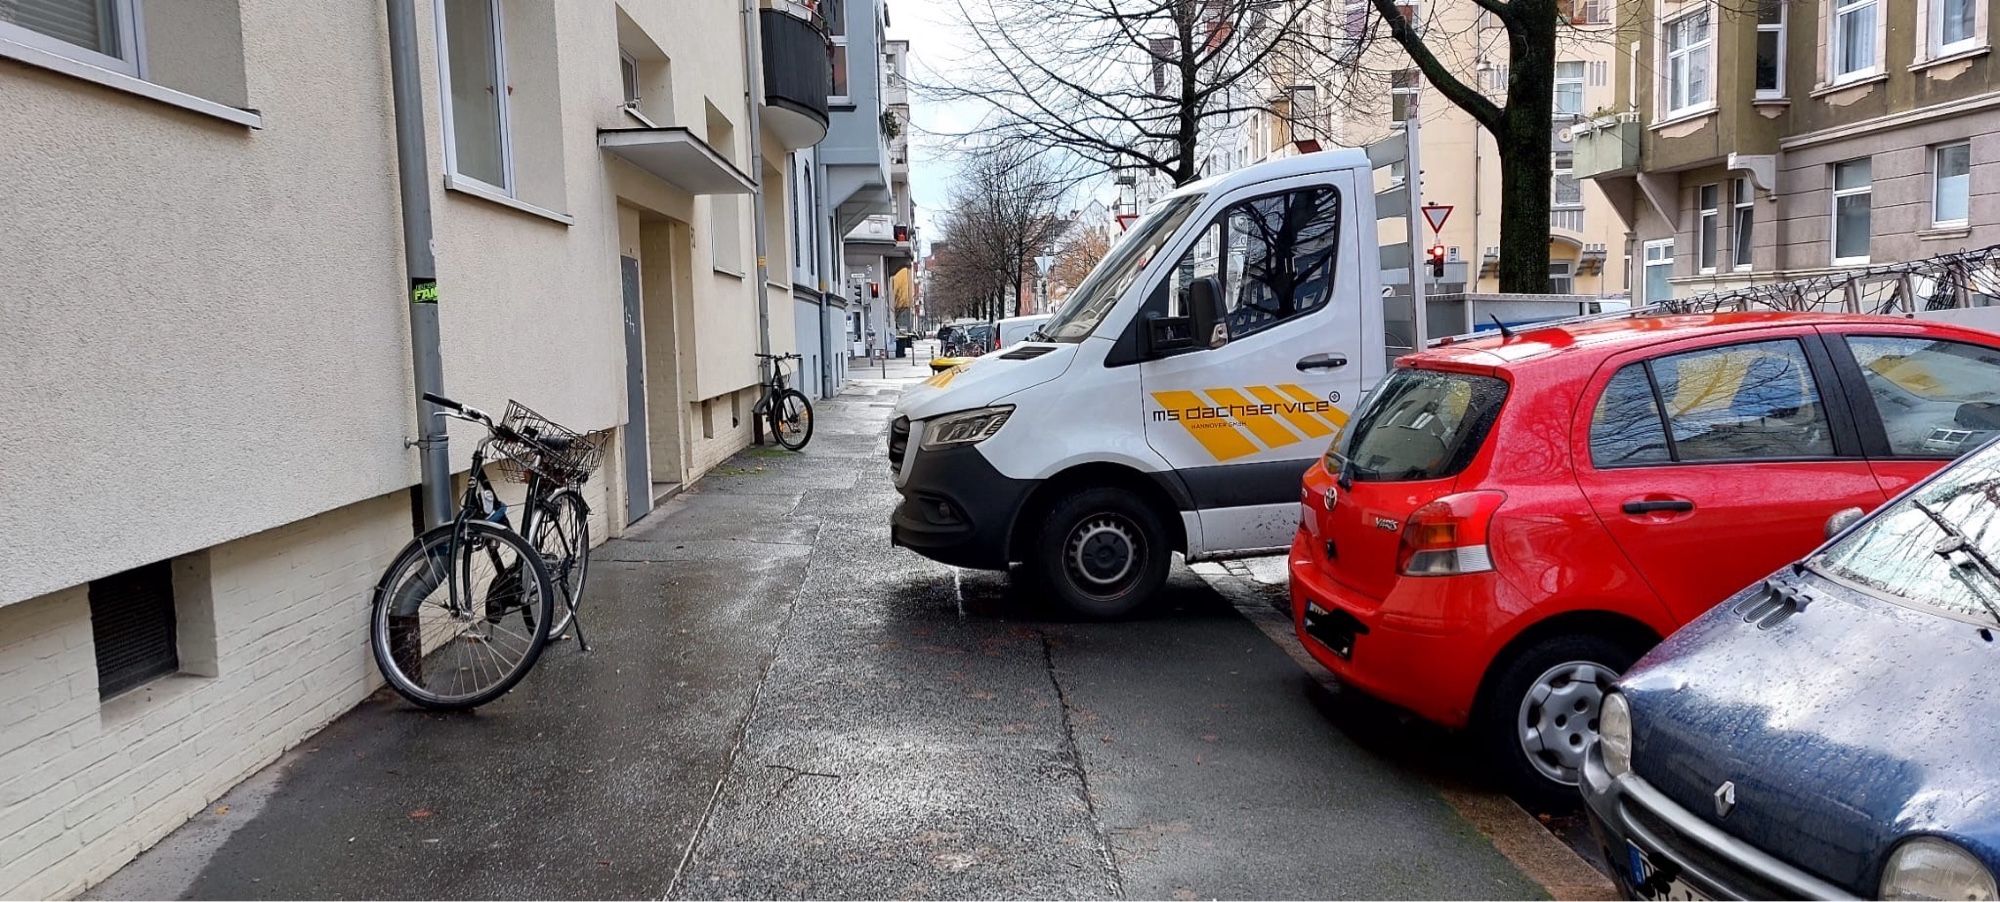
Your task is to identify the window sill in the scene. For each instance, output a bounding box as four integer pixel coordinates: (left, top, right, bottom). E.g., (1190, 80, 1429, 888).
(1811, 73, 1888, 99)
(0, 36, 262, 128)
(712, 266, 747, 279)
(1921, 225, 1972, 239)
(1912, 45, 1990, 72)
(1752, 96, 1791, 107)
(1832, 256, 1873, 268)
(1651, 107, 1716, 131)
(444, 175, 575, 226)
(100, 673, 209, 726)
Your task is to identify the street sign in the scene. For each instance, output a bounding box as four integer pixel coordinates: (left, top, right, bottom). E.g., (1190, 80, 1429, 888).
(1421, 203, 1453, 235)
(1034, 255, 1056, 276)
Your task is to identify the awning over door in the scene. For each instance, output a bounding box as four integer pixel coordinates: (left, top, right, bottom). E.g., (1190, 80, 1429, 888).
(599, 127, 755, 195)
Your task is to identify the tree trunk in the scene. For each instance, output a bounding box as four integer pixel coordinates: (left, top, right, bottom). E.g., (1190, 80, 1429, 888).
(1494, 125, 1553, 294)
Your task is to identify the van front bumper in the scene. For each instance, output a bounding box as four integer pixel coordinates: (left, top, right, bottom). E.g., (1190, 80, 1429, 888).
(890, 441, 1034, 571)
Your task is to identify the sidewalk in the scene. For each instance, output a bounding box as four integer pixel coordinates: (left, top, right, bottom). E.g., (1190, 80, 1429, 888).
(87, 360, 1560, 900)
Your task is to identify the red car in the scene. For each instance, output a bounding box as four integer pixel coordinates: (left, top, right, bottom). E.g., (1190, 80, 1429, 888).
(1291, 313, 2000, 802)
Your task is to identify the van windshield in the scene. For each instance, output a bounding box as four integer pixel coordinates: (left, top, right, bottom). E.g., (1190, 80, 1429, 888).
(1039, 194, 1203, 343)
(1327, 368, 1509, 483)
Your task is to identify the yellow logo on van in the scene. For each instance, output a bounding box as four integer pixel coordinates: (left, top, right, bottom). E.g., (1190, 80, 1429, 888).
(1149, 384, 1350, 462)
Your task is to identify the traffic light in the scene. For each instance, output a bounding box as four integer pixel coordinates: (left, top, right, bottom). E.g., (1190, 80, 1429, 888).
(1426, 244, 1446, 279)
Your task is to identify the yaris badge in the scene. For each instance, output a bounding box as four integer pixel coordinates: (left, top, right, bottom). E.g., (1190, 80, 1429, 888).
(1713, 780, 1736, 818)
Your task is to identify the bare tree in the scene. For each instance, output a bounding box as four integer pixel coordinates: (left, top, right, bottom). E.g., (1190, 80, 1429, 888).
(930, 0, 1325, 187)
(1049, 228, 1112, 304)
(934, 145, 1073, 322)
(1354, 0, 1590, 293)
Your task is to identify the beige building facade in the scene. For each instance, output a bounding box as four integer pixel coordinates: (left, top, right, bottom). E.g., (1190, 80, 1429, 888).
(1578, 0, 2000, 301)
(0, 0, 851, 896)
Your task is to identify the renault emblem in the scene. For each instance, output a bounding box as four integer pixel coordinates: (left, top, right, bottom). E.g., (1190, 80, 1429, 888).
(1713, 780, 1736, 818)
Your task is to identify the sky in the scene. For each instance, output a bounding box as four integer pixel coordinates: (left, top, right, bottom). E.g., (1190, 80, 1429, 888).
(885, 3, 976, 243)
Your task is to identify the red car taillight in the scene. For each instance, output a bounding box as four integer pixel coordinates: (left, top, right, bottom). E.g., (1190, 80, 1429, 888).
(1397, 491, 1506, 576)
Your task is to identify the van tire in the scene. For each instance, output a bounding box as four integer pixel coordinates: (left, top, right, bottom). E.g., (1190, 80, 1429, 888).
(1474, 632, 1644, 812)
(1031, 487, 1169, 620)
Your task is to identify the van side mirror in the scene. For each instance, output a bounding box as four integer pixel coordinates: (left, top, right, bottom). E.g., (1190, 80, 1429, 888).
(1825, 506, 1866, 539)
(1146, 276, 1229, 356)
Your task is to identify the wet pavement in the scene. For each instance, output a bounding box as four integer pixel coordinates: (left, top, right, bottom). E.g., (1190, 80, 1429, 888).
(88, 356, 1606, 900)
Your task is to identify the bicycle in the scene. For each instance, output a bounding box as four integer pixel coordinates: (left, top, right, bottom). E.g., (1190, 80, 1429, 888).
(754, 352, 814, 451)
(368, 393, 599, 710)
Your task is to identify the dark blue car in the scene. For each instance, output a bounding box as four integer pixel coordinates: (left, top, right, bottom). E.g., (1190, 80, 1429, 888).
(1582, 435, 2000, 901)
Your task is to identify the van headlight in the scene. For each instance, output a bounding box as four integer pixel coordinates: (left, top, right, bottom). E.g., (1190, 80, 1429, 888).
(1599, 691, 1632, 779)
(1881, 838, 1997, 901)
(920, 406, 1013, 450)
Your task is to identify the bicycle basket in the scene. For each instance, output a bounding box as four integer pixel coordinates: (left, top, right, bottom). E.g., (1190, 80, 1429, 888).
(493, 400, 605, 485)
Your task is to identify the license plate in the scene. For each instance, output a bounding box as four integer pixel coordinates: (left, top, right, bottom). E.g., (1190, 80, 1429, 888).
(1627, 842, 1712, 901)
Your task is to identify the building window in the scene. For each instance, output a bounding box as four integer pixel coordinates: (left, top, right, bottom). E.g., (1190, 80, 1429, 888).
(1391, 68, 1418, 124)
(90, 560, 179, 699)
(1697, 184, 1720, 272)
(1661, 6, 1712, 117)
(1930, 0, 1980, 57)
(438, 0, 513, 192)
(1554, 61, 1585, 116)
(1832, 158, 1872, 265)
(0, 0, 141, 76)
(1644, 239, 1674, 303)
(1935, 142, 1972, 226)
(1732, 178, 1754, 270)
(828, 0, 850, 103)
(1832, 0, 1880, 82)
(1549, 261, 1575, 294)
(1755, 0, 1785, 98)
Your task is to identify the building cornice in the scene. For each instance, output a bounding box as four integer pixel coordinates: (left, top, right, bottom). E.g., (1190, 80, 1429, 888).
(1779, 91, 2000, 150)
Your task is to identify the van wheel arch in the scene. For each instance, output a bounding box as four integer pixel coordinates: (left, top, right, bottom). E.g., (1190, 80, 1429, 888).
(1009, 463, 1188, 563)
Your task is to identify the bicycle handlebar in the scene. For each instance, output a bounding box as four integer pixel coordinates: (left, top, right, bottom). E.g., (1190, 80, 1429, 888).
(422, 392, 494, 427)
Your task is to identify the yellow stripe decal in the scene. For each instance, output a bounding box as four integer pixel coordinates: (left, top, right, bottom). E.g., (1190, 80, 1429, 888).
(1248, 384, 1333, 439)
(1151, 390, 1260, 461)
(1278, 382, 1350, 429)
(1202, 387, 1302, 449)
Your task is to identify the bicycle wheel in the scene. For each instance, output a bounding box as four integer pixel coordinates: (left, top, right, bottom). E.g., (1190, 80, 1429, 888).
(771, 389, 814, 450)
(530, 489, 590, 640)
(371, 519, 555, 710)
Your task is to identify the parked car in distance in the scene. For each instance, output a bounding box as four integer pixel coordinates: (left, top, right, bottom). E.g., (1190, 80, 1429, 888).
(956, 322, 997, 355)
(1585, 432, 2000, 901)
(1291, 312, 2000, 803)
(995, 313, 1052, 349)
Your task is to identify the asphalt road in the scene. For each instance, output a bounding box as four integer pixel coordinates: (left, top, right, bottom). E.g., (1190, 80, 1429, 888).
(87, 357, 1601, 901)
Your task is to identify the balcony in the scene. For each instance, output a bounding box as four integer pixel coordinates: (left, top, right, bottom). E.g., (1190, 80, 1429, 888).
(846, 214, 913, 255)
(1573, 112, 1639, 179)
(1550, 207, 1585, 233)
(760, 2, 831, 150)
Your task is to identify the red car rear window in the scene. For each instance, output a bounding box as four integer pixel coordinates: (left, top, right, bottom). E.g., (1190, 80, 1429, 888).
(1331, 369, 1508, 483)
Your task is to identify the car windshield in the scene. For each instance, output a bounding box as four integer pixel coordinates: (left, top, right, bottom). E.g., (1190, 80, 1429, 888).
(1038, 194, 1204, 343)
(1816, 437, 2000, 623)
(1327, 368, 1509, 483)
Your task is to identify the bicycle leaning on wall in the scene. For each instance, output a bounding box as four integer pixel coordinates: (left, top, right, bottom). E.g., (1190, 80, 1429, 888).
(368, 393, 600, 710)
(754, 352, 815, 451)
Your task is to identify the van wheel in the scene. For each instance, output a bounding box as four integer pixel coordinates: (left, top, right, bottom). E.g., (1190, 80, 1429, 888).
(1475, 633, 1643, 811)
(1032, 487, 1170, 620)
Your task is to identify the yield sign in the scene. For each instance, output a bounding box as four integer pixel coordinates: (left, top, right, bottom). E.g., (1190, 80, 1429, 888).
(1421, 203, 1453, 235)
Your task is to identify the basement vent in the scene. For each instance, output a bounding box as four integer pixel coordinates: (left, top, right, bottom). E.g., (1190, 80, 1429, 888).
(89, 560, 179, 698)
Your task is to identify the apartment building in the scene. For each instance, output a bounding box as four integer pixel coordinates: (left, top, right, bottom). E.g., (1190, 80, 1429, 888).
(840, 33, 914, 356)
(0, 1, 861, 896)
(1577, 0, 2000, 301)
(1221, 1, 1630, 296)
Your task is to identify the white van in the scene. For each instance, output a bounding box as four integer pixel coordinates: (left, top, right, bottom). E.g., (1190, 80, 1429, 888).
(888, 152, 1384, 617)
(995, 313, 1052, 349)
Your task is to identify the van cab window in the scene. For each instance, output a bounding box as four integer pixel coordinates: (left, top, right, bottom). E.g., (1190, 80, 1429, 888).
(1158, 186, 1342, 342)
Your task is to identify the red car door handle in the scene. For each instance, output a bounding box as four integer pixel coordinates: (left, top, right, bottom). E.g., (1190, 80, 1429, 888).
(1622, 499, 1695, 514)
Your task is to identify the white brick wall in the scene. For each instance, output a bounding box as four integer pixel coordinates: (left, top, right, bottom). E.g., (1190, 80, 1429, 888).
(685, 386, 760, 480)
(0, 491, 411, 900)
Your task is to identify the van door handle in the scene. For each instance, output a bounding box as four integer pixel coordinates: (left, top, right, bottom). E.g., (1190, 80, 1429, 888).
(1622, 499, 1695, 514)
(1297, 353, 1348, 371)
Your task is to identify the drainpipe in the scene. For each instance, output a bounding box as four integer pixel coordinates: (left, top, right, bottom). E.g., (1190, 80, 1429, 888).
(742, 0, 774, 372)
(818, 164, 835, 396)
(385, 0, 451, 530)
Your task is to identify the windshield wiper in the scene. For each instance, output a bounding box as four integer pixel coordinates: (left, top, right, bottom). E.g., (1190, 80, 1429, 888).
(1026, 329, 1049, 342)
(1912, 499, 2000, 628)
